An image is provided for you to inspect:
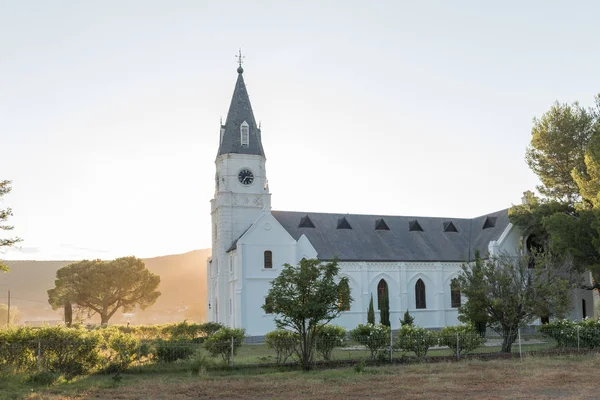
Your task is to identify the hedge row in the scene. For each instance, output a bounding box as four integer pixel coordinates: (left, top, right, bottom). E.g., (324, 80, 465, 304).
(539, 319, 600, 348)
(0, 323, 245, 378)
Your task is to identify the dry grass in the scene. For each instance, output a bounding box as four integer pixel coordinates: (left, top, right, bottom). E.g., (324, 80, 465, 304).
(19, 354, 600, 400)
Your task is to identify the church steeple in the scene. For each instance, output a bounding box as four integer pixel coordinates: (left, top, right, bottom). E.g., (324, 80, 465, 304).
(217, 59, 265, 157)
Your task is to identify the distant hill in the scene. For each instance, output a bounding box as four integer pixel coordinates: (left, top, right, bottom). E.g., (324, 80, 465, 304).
(0, 249, 210, 325)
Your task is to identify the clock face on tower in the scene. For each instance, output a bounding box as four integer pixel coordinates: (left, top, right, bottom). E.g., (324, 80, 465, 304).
(237, 168, 254, 185)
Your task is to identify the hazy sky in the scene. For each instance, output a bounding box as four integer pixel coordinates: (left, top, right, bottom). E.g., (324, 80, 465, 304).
(1, 1, 599, 260)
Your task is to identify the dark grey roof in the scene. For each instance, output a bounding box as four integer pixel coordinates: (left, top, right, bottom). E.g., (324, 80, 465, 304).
(217, 69, 265, 157)
(271, 209, 510, 262)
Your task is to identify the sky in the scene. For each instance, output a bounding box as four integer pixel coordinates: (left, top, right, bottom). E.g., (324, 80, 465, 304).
(1, 0, 599, 261)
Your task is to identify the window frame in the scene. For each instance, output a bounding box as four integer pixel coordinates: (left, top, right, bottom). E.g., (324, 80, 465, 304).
(415, 279, 426, 309)
(263, 250, 273, 269)
(377, 279, 388, 310)
(450, 278, 461, 308)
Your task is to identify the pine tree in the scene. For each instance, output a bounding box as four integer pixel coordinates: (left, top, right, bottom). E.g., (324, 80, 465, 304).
(380, 285, 390, 327)
(401, 309, 414, 326)
(367, 294, 375, 324)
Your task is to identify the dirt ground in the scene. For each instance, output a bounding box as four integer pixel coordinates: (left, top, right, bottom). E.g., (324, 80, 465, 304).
(24, 354, 600, 400)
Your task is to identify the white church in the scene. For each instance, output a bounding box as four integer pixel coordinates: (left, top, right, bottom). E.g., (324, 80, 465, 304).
(206, 63, 594, 336)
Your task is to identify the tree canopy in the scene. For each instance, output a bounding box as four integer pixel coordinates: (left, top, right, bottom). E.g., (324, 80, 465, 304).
(0, 180, 22, 272)
(47, 256, 161, 325)
(525, 96, 599, 203)
(262, 258, 351, 370)
(458, 251, 572, 353)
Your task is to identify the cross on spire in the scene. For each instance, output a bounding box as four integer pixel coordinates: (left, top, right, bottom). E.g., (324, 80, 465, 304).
(236, 49, 245, 73)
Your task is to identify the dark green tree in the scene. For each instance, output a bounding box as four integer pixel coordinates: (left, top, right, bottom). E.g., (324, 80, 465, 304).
(0, 180, 22, 272)
(400, 309, 414, 326)
(48, 256, 161, 325)
(367, 294, 375, 325)
(380, 284, 390, 327)
(458, 252, 572, 353)
(262, 258, 352, 371)
(457, 250, 489, 335)
(525, 96, 598, 203)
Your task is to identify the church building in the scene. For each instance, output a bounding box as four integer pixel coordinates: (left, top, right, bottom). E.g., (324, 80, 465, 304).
(207, 63, 594, 336)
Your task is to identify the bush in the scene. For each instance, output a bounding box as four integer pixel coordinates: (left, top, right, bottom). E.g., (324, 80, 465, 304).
(26, 370, 59, 386)
(400, 310, 414, 326)
(577, 318, 600, 348)
(349, 324, 390, 360)
(204, 327, 245, 364)
(538, 319, 577, 348)
(316, 325, 346, 361)
(265, 330, 298, 365)
(439, 325, 485, 356)
(153, 339, 196, 363)
(395, 325, 438, 359)
(35, 326, 101, 379)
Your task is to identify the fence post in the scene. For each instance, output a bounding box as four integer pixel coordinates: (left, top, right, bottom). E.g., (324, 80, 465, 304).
(577, 326, 580, 353)
(37, 338, 41, 371)
(456, 331, 460, 361)
(518, 328, 522, 360)
(230, 336, 234, 368)
(389, 331, 393, 363)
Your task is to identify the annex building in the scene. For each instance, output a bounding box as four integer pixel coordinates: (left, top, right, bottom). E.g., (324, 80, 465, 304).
(206, 64, 594, 336)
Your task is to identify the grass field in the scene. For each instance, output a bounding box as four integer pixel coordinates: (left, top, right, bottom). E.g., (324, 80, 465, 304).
(2, 353, 600, 399)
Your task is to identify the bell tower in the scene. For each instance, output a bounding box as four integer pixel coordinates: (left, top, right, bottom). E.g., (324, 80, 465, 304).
(208, 55, 271, 325)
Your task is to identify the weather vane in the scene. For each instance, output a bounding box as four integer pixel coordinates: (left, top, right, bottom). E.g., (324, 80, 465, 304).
(236, 49, 245, 68)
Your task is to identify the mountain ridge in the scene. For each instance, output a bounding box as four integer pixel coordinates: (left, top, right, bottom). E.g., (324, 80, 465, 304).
(0, 249, 211, 325)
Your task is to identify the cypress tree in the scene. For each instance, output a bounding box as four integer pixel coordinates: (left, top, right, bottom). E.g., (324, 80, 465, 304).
(367, 294, 375, 324)
(380, 285, 390, 327)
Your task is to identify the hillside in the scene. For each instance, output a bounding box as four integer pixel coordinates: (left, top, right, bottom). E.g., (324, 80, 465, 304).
(0, 249, 210, 325)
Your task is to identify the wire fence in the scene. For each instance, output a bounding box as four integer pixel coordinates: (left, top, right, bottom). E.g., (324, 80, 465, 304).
(2, 327, 599, 375)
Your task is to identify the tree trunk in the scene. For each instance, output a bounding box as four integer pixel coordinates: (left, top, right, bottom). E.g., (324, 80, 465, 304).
(64, 302, 72, 327)
(100, 312, 109, 325)
(501, 329, 518, 353)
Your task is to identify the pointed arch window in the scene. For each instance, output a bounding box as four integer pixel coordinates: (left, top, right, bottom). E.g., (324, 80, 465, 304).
(240, 121, 249, 147)
(377, 279, 388, 310)
(450, 279, 461, 308)
(264, 250, 272, 269)
(415, 279, 426, 309)
(338, 280, 350, 311)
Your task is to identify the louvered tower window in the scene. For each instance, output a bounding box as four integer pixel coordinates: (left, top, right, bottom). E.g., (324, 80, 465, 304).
(240, 121, 249, 147)
(415, 279, 426, 309)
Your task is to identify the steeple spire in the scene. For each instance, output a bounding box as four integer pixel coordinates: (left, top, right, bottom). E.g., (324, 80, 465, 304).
(217, 55, 265, 157)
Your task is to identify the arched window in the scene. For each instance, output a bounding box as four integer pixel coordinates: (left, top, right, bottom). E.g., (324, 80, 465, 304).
(377, 279, 388, 310)
(526, 235, 543, 268)
(264, 251, 272, 268)
(240, 121, 249, 147)
(450, 279, 461, 308)
(415, 279, 426, 309)
(338, 280, 350, 311)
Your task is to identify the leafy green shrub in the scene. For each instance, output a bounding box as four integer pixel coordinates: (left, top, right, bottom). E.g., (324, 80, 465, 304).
(265, 329, 298, 365)
(400, 310, 415, 326)
(153, 339, 195, 363)
(26, 370, 59, 386)
(0, 327, 37, 372)
(199, 322, 225, 338)
(439, 325, 485, 356)
(395, 325, 438, 359)
(316, 325, 346, 360)
(538, 319, 577, 348)
(577, 318, 600, 348)
(204, 327, 245, 364)
(35, 326, 101, 379)
(349, 324, 390, 360)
